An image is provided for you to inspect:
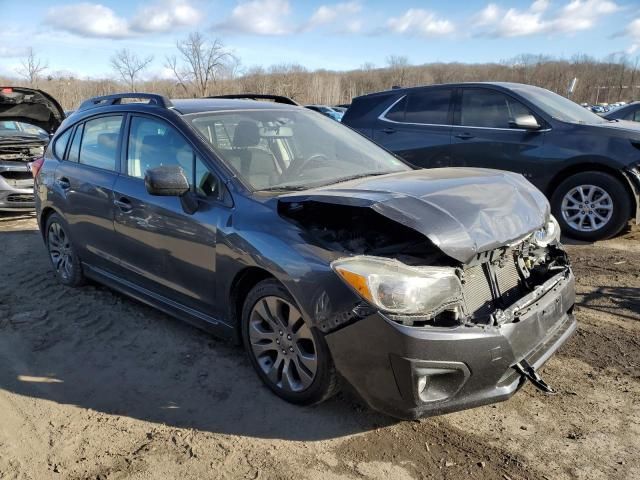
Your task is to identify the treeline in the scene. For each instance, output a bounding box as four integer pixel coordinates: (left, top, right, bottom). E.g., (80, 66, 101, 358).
(3, 47, 640, 110)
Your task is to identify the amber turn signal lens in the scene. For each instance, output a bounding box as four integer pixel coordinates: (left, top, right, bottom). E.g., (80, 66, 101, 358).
(334, 267, 373, 302)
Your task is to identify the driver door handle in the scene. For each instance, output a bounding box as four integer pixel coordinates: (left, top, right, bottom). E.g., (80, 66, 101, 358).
(114, 197, 132, 213)
(56, 177, 71, 189)
(454, 132, 474, 140)
(382, 127, 396, 134)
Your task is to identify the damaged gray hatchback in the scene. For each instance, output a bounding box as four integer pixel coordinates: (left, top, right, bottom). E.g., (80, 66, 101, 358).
(35, 94, 575, 419)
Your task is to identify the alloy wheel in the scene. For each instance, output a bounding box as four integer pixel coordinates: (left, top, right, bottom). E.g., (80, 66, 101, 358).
(561, 184, 613, 232)
(48, 222, 74, 281)
(248, 296, 318, 393)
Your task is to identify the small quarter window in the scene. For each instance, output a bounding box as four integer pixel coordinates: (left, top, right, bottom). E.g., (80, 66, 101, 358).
(67, 124, 84, 163)
(384, 97, 407, 122)
(53, 129, 72, 159)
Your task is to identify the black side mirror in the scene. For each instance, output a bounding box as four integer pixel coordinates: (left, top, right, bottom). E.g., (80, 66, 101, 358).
(144, 166, 190, 196)
(509, 114, 542, 130)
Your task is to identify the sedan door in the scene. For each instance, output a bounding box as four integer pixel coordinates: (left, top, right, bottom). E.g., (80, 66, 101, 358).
(449, 87, 546, 177)
(52, 115, 124, 272)
(111, 114, 228, 317)
(373, 88, 453, 168)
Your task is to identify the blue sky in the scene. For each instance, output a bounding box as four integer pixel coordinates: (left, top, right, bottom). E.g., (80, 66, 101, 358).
(1, 0, 640, 78)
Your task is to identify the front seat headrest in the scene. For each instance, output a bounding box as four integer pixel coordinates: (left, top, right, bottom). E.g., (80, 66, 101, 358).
(233, 121, 260, 148)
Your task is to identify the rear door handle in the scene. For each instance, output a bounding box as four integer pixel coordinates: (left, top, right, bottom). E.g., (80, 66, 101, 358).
(382, 127, 396, 134)
(56, 177, 71, 189)
(114, 197, 132, 213)
(454, 132, 474, 140)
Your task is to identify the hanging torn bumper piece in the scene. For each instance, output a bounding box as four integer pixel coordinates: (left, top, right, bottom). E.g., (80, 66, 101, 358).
(513, 359, 556, 394)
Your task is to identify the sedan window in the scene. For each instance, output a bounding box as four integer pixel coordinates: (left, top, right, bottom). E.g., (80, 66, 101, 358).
(78, 116, 123, 171)
(127, 116, 219, 198)
(460, 89, 532, 129)
(405, 89, 452, 124)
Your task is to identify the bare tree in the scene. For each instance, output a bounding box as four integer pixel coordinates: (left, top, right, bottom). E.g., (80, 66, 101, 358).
(386, 55, 409, 87)
(110, 49, 154, 92)
(18, 48, 48, 87)
(166, 32, 235, 97)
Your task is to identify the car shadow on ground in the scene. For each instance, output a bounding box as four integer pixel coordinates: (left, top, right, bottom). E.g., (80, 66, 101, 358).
(0, 227, 397, 441)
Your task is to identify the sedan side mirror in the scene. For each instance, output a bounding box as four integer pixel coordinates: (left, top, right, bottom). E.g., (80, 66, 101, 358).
(144, 166, 190, 196)
(509, 114, 542, 130)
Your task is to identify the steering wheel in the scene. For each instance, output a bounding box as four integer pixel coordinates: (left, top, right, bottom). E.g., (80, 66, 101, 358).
(281, 153, 330, 182)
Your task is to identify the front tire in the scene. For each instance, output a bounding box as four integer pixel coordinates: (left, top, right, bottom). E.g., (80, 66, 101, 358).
(241, 279, 338, 405)
(551, 171, 631, 241)
(45, 213, 85, 287)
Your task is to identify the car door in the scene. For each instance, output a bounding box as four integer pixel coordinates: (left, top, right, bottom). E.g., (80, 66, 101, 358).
(111, 114, 229, 317)
(52, 115, 124, 272)
(449, 87, 546, 174)
(373, 88, 453, 168)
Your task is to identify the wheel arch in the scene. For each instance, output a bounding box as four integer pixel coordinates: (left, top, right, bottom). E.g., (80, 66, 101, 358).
(228, 266, 276, 340)
(38, 206, 62, 238)
(545, 161, 636, 214)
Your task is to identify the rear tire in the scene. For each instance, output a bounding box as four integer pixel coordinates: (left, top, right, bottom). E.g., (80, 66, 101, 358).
(45, 213, 85, 287)
(241, 279, 339, 405)
(551, 171, 631, 241)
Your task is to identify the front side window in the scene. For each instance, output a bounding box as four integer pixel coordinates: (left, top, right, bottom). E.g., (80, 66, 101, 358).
(187, 109, 409, 191)
(460, 89, 532, 129)
(405, 89, 452, 124)
(127, 116, 219, 197)
(78, 116, 123, 170)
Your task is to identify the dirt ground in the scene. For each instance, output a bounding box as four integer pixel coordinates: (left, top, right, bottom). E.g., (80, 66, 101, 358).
(0, 213, 638, 480)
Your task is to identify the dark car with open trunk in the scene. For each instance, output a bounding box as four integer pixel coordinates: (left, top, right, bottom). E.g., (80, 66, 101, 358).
(34, 93, 575, 419)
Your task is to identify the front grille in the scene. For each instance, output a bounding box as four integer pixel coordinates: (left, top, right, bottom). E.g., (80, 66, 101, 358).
(6, 193, 34, 203)
(461, 254, 524, 319)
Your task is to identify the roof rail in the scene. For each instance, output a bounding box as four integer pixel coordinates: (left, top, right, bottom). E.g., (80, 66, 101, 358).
(207, 94, 299, 106)
(77, 93, 173, 112)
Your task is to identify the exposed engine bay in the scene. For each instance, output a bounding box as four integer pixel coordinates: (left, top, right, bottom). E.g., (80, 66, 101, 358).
(0, 142, 46, 163)
(280, 200, 571, 329)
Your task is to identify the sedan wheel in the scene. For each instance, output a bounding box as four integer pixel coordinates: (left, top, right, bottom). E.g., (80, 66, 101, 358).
(48, 222, 74, 281)
(45, 213, 84, 287)
(241, 279, 338, 405)
(560, 184, 613, 232)
(248, 296, 318, 393)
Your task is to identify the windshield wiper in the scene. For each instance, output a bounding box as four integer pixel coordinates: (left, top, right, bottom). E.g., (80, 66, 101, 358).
(323, 171, 396, 186)
(259, 185, 309, 192)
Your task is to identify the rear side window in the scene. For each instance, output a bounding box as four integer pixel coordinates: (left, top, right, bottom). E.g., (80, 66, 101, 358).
(405, 89, 452, 124)
(53, 129, 72, 159)
(460, 89, 532, 129)
(78, 116, 123, 171)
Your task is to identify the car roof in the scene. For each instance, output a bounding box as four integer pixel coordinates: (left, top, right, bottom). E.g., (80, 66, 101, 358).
(171, 98, 299, 115)
(354, 82, 543, 100)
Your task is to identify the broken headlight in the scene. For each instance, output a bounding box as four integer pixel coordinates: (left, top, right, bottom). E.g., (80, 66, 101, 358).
(331, 256, 462, 315)
(532, 215, 561, 247)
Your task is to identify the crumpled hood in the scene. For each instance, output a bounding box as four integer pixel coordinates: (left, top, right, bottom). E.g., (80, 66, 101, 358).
(0, 87, 64, 134)
(279, 168, 550, 263)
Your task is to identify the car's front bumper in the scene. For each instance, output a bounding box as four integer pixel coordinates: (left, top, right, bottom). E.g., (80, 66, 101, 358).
(0, 161, 35, 211)
(326, 269, 576, 419)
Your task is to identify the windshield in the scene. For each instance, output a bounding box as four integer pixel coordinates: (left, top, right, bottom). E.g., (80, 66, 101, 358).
(512, 85, 605, 124)
(185, 109, 409, 190)
(0, 121, 48, 138)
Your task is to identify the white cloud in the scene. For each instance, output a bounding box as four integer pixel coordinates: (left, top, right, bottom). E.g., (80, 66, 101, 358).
(214, 0, 292, 36)
(130, 0, 203, 34)
(473, 0, 619, 38)
(386, 9, 455, 37)
(44, 0, 202, 39)
(307, 2, 361, 27)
